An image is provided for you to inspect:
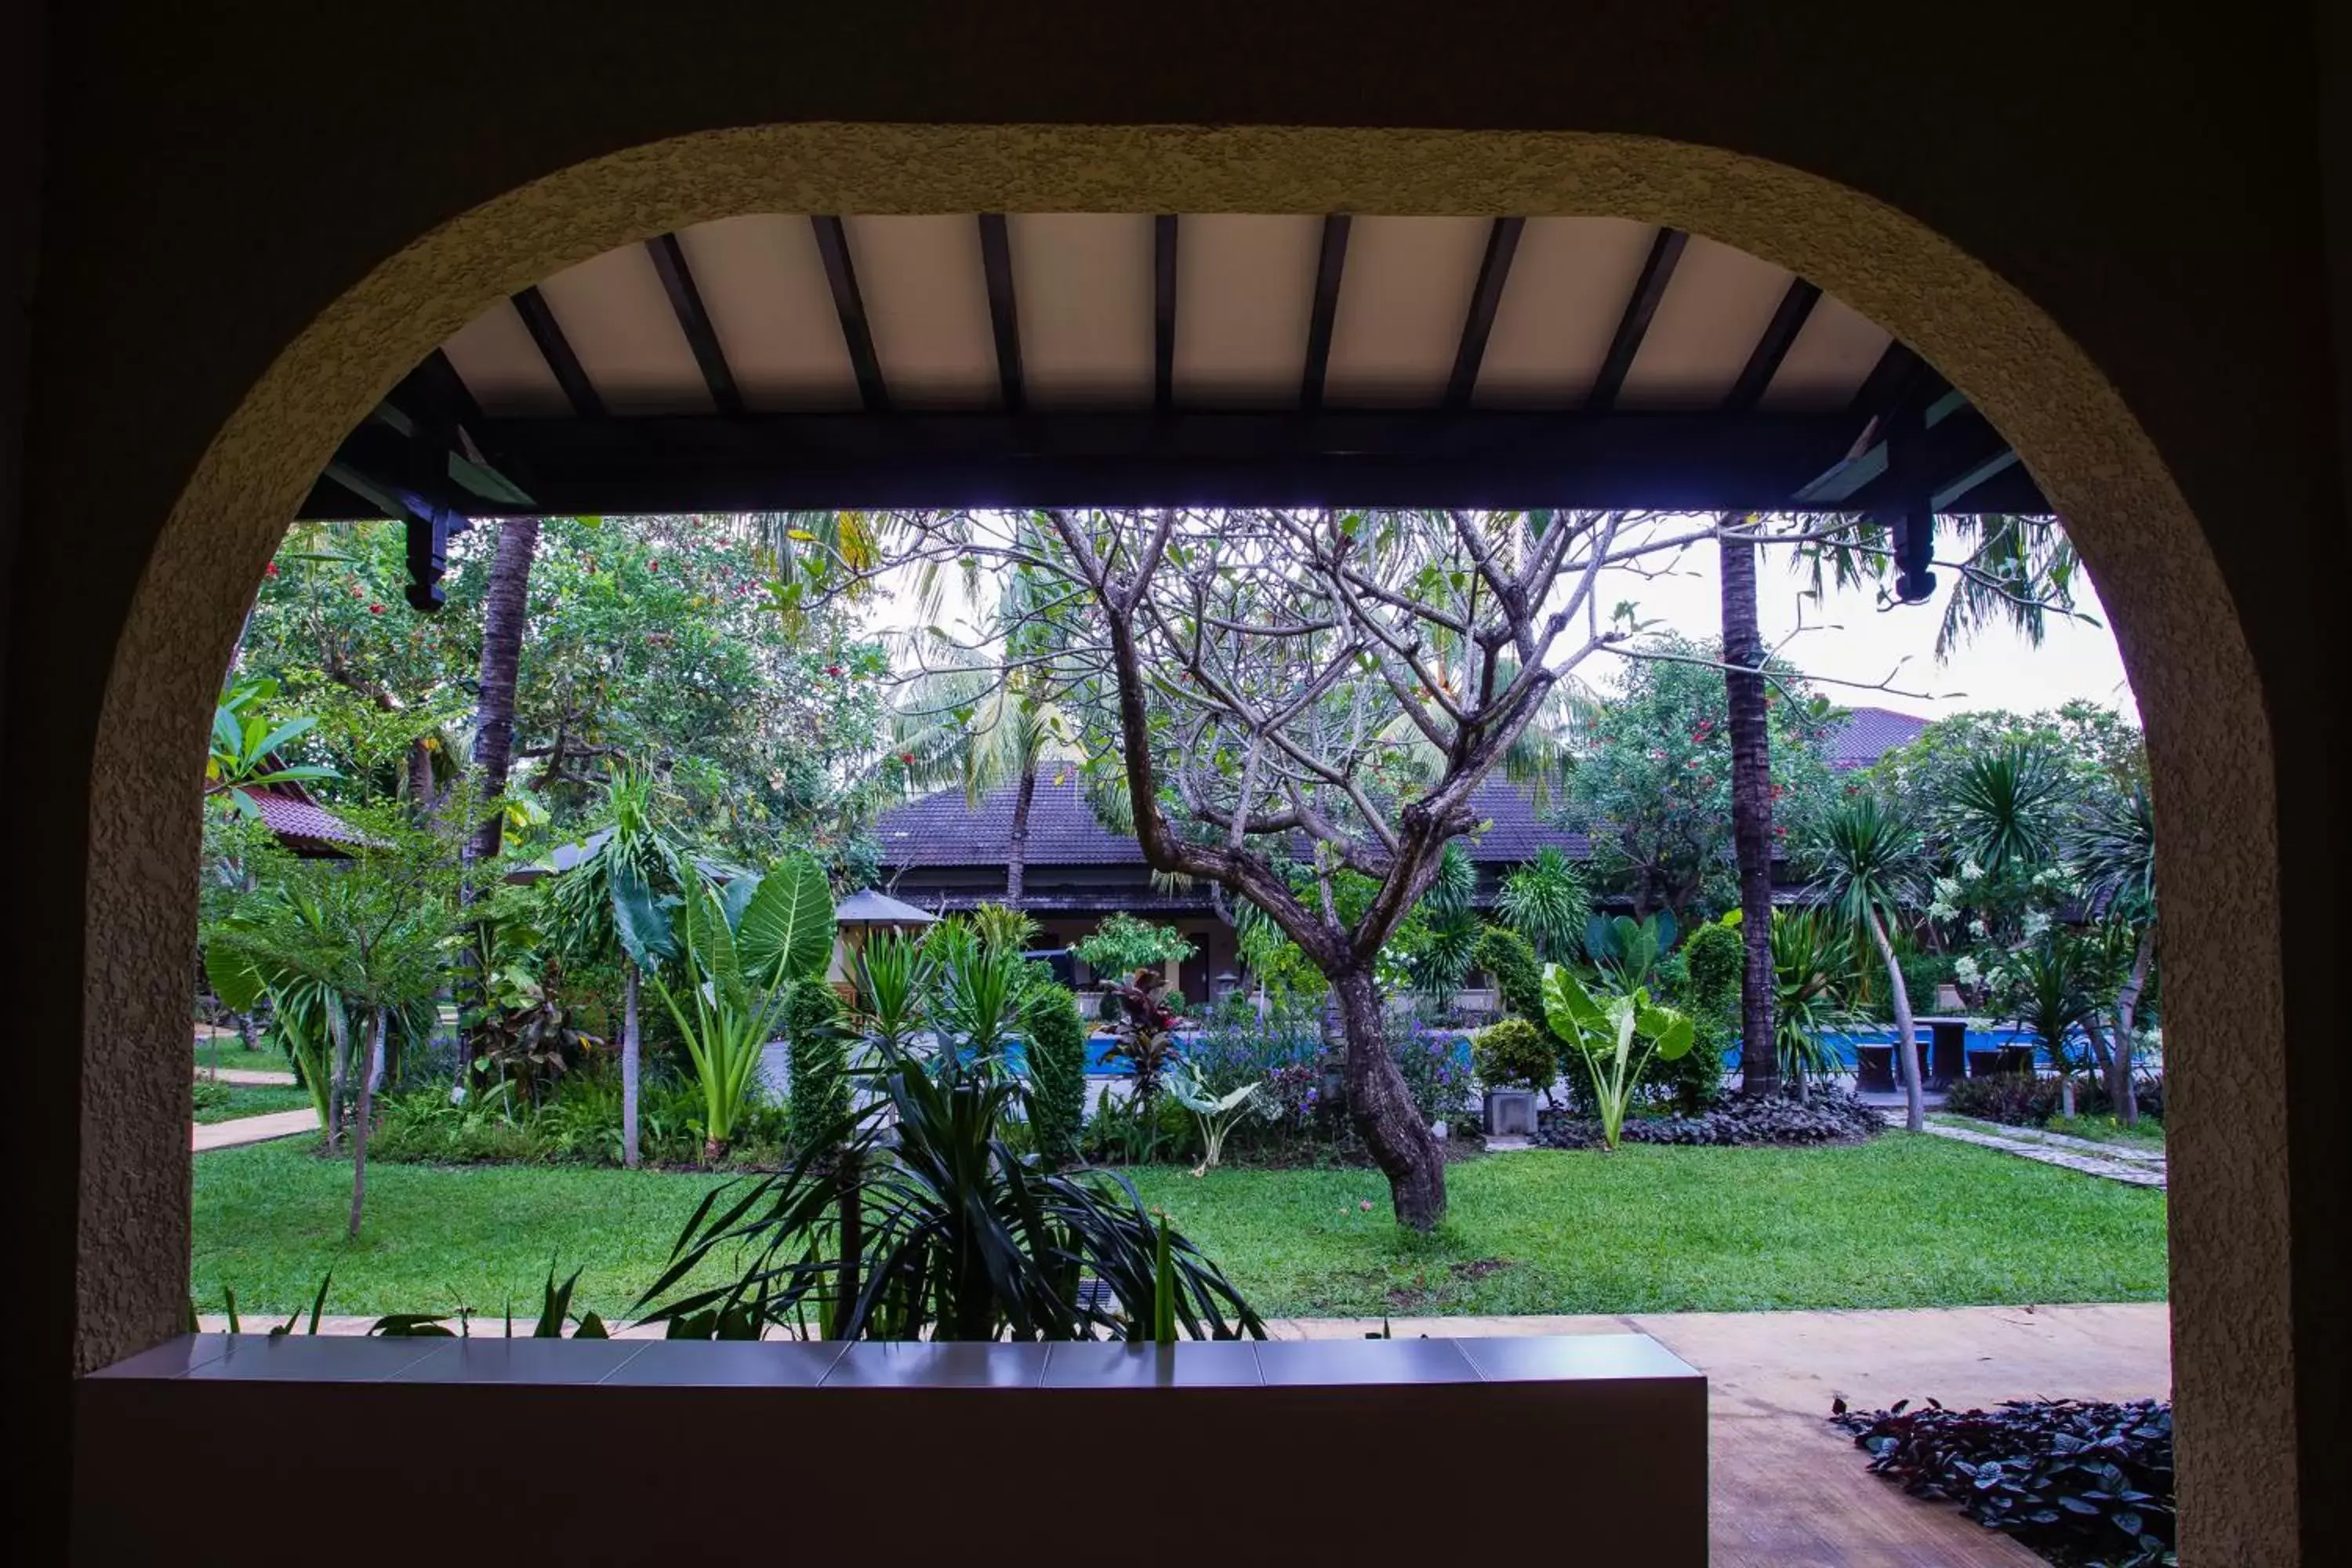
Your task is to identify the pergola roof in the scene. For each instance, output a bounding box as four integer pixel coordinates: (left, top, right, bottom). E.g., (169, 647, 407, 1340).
(305, 212, 2043, 544)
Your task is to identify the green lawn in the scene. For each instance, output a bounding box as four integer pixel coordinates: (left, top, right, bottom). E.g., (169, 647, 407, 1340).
(191, 1083, 316, 1124)
(192, 1134, 2167, 1322)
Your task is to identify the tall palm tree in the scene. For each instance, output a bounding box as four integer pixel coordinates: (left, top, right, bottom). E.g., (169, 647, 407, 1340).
(2073, 779, 2157, 1123)
(548, 767, 680, 1167)
(891, 669, 1080, 906)
(1719, 517, 1779, 1099)
(463, 517, 541, 866)
(1813, 796, 1930, 1131)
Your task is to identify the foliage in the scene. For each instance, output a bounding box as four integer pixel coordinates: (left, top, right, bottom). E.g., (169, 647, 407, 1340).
(1165, 1058, 1269, 1174)
(1831, 1396, 2175, 1566)
(1495, 846, 1591, 963)
(1940, 1072, 2065, 1128)
(930, 917, 1033, 1061)
(1020, 982, 1090, 1171)
(1476, 924, 1588, 1110)
(1585, 909, 1678, 987)
(1471, 1016, 1555, 1094)
(636, 1043, 1266, 1341)
(205, 676, 339, 818)
(1946, 746, 2068, 877)
(851, 928, 935, 1051)
(1556, 640, 1837, 924)
(1750, 908, 1851, 1088)
(1073, 913, 1196, 976)
(1387, 1025, 1477, 1128)
(1537, 1087, 1883, 1148)
(784, 979, 848, 1158)
(1658, 920, 1741, 1113)
(1539, 966, 1695, 1149)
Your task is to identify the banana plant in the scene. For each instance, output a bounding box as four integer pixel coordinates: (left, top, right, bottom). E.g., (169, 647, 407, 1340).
(643, 855, 835, 1162)
(1540, 964, 1695, 1149)
(1165, 1059, 1268, 1174)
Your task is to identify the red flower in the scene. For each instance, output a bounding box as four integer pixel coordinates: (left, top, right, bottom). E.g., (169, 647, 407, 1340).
(263, 561, 280, 578)
(899, 753, 916, 765)
(826, 665, 843, 677)
(647, 558, 659, 571)
(368, 603, 385, 615)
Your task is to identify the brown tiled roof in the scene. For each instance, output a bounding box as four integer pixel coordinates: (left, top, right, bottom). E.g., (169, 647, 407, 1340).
(246, 787, 367, 849)
(1826, 706, 1929, 771)
(876, 771, 1588, 870)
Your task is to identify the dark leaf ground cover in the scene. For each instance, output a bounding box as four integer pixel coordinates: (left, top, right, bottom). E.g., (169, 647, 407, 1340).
(194, 1134, 2167, 1320)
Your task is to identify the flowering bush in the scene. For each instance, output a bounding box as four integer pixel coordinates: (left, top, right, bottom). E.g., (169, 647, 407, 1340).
(1390, 1025, 1475, 1127)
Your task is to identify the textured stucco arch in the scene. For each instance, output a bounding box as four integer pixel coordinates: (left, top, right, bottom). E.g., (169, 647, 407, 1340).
(89, 124, 2284, 1556)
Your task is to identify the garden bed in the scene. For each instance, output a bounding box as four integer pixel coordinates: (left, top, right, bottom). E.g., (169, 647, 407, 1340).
(1533, 1087, 1884, 1149)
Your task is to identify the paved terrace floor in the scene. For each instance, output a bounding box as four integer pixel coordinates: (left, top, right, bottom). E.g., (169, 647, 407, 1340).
(189, 1301, 2168, 1566)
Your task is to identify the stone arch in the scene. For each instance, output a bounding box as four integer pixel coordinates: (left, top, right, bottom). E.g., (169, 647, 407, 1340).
(90, 124, 2282, 1554)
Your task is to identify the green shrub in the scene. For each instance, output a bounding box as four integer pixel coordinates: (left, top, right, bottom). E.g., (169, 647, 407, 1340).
(1022, 982, 1089, 1170)
(1476, 925, 1595, 1111)
(785, 979, 847, 1155)
(1471, 1016, 1554, 1093)
(1681, 922, 1742, 1011)
(1655, 920, 1740, 1113)
(1943, 1071, 2060, 1127)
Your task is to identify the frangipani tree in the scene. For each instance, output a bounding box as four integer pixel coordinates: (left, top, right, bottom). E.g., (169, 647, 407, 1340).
(869, 506, 1674, 1229)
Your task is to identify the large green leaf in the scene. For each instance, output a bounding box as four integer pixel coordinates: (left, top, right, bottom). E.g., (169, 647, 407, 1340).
(1539, 964, 1606, 1039)
(204, 936, 275, 1014)
(609, 867, 677, 970)
(735, 855, 836, 985)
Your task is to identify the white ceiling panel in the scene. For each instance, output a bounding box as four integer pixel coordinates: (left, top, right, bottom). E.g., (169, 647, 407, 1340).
(1323, 216, 1487, 407)
(1759, 290, 1893, 410)
(535, 244, 713, 416)
(1474, 217, 1657, 407)
(1618, 234, 1795, 408)
(1010, 213, 1153, 406)
(845, 215, 998, 409)
(675, 214, 860, 412)
(1173, 214, 1320, 406)
(440, 299, 573, 419)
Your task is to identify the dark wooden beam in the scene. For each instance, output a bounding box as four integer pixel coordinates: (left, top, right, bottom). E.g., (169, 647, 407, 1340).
(978, 213, 1025, 412)
(1848, 339, 1930, 423)
(510, 285, 604, 419)
(1446, 216, 1525, 409)
(1155, 214, 1179, 415)
(299, 407, 2046, 517)
(1798, 396, 2021, 511)
(644, 233, 743, 416)
(1723, 278, 1821, 412)
(811, 216, 890, 412)
(1299, 214, 1352, 411)
(1585, 227, 1688, 413)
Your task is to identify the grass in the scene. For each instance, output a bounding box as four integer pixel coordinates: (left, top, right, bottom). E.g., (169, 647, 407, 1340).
(2042, 1114, 2167, 1152)
(191, 1082, 317, 1124)
(195, 1035, 292, 1075)
(194, 1133, 2167, 1322)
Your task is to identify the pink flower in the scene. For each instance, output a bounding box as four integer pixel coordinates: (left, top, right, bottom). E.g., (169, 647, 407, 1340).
(1359, 1200, 1374, 1212)
(263, 561, 280, 578)
(368, 603, 384, 615)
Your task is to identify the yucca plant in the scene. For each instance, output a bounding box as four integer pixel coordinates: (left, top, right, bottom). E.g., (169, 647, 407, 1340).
(636, 1041, 1264, 1342)
(1812, 796, 1929, 1129)
(1497, 847, 1592, 962)
(1946, 746, 2066, 876)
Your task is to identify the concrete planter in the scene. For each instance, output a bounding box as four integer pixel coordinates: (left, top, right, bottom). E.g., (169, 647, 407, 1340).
(1484, 1087, 1537, 1138)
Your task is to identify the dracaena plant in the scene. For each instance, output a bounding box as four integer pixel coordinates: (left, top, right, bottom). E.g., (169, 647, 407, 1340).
(1539, 965, 1695, 1149)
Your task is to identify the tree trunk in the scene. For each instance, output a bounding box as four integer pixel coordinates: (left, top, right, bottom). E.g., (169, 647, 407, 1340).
(348, 1008, 383, 1237)
(621, 957, 642, 1169)
(464, 516, 541, 866)
(405, 739, 438, 820)
(2110, 921, 2155, 1127)
(1328, 967, 1446, 1229)
(324, 1000, 350, 1151)
(1005, 764, 1040, 905)
(1866, 906, 1926, 1132)
(1719, 521, 1779, 1098)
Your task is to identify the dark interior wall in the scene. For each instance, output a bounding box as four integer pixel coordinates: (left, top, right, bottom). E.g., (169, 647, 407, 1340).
(5, 1, 2346, 1560)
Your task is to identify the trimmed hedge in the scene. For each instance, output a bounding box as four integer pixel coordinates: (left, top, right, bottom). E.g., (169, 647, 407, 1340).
(1022, 982, 1089, 1171)
(785, 979, 848, 1154)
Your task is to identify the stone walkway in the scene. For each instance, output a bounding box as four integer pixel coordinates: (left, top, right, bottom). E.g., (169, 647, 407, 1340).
(189, 1300, 2167, 1564)
(192, 1107, 318, 1152)
(196, 1067, 298, 1087)
(1924, 1115, 2167, 1188)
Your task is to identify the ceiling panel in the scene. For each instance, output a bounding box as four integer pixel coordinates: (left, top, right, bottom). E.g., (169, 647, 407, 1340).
(1759, 291, 1893, 410)
(535, 244, 713, 416)
(440, 299, 574, 419)
(1618, 234, 1795, 408)
(1323, 216, 1487, 407)
(1173, 214, 1319, 407)
(845, 215, 998, 409)
(675, 214, 860, 412)
(1010, 213, 1153, 406)
(1474, 217, 1657, 407)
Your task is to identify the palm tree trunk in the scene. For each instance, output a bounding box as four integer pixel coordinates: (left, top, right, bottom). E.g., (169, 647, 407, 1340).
(1719, 520, 1779, 1098)
(1865, 906, 1925, 1132)
(348, 1007, 383, 1237)
(2110, 920, 2155, 1126)
(1004, 764, 1040, 904)
(622, 956, 642, 1169)
(464, 517, 541, 866)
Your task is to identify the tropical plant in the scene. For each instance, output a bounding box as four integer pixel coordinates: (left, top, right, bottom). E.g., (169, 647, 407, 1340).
(643, 855, 835, 1161)
(205, 677, 339, 816)
(1021, 982, 1089, 1171)
(1584, 910, 1678, 988)
(636, 1041, 1265, 1341)
(1073, 913, 1196, 978)
(1946, 746, 2066, 877)
(1538, 966, 1696, 1150)
(968, 901, 1040, 956)
(931, 920, 1031, 1062)
(1761, 908, 1849, 1094)
(2072, 779, 2158, 1124)
(1164, 1058, 1267, 1174)
(852, 928, 935, 1051)
(785, 979, 849, 1158)
(1811, 796, 1930, 1131)
(1989, 930, 2100, 1109)
(1494, 846, 1591, 963)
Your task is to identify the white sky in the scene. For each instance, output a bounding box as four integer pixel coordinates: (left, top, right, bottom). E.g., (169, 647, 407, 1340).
(862, 513, 2139, 724)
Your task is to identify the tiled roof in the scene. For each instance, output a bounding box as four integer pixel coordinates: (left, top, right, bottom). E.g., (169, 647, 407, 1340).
(876, 771, 1587, 870)
(245, 788, 366, 848)
(1826, 706, 1929, 770)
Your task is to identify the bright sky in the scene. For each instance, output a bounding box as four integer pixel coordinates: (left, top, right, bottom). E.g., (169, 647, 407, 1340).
(862, 513, 2140, 725)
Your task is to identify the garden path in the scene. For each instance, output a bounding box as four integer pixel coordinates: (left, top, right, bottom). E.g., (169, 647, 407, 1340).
(196, 1067, 298, 1086)
(191, 1108, 318, 1152)
(1921, 1116, 2165, 1188)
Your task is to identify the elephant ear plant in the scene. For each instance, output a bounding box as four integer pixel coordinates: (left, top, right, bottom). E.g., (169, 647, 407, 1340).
(1540, 965, 1695, 1149)
(635, 1040, 1265, 1343)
